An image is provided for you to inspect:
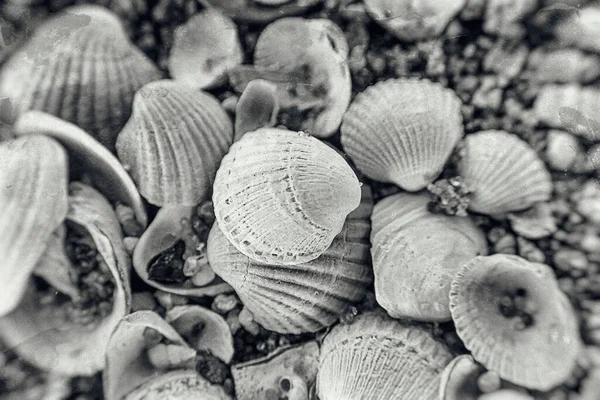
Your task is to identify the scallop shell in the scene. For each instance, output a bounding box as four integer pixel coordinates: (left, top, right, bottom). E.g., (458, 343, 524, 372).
(125, 370, 231, 400)
(234, 79, 279, 141)
(0, 5, 162, 151)
(0, 134, 68, 317)
(438, 355, 484, 400)
(457, 130, 552, 215)
(199, 0, 322, 23)
(212, 128, 361, 265)
(317, 311, 453, 400)
(449, 254, 582, 390)
(116, 80, 233, 207)
(341, 78, 464, 191)
(364, 0, 466, 41)
(371, 192, 488, 321)
(168, 9, 243, 89)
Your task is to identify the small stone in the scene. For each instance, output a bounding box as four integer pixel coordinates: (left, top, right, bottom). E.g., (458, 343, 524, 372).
(545, 130, 582, 171)
(553, 249, 589, 274)
(221, 95, 238, 114)
(517, 237, 546, 263)
(575, 181, 600, 225)
(576, 368, 600, 400)
(123, 236, 139, 255)
(196, 351, 229, 385)
(131, 291, 158, 312)
(115, 203, 144, 237)
(211, 294, 239, 314)
(525, 48, 600, 84)
(340, 3, 369, 22)
(553, 5, 600, 54)
(239, 307, 260, 336)
(483, 40, 528, 80)
(494, 234, 517, 254)
(483, 0, 537, 39)
(183, 253, 204, 277)
(582, 229, 600, 253)
(471, 76, 503, 110)
(147, 343, 196, 370)
(190, 263, 217, 287)
(460, 0, 486, 20)
(226, 309, 242, 335)
(508, 203, 558, 239)
(477, 371, 501, 393)
(154, 290, 188, 310)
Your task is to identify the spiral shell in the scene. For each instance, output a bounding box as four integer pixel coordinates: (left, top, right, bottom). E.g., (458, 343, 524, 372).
(457, 131, 552, 215)
(449, 254, 582, 391)
(317, 311, 453, 400)
(213, 128, 361, 265)
(0, 5, 162, 151)
(341, 78, 464, 191)
(438, 355, 484, 400)
(116, 80, 233, 206)
(200, 0, 323, 23)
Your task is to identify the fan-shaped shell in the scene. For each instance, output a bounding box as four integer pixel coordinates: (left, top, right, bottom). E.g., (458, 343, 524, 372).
(212, 128, 361, 265)
(449, 254, 582, 391)
(438, 355, 484, 400)
(116, 80, 233, 207)
(341, 78, 464, 191)
(0, 135, 68, 317)
(0, 5, 162, 151)
(126, 370, 231, 400)
(199, 0, 322, 23)
(371, 192, 487, 321)
(317, 311, 453, 400)
(458, 130, 552, 215)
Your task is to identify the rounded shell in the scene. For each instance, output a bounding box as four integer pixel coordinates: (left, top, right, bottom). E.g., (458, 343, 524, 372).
(341, 78, 464, 191)
(116, 80, 233, 206)
(212, 128, 361, 265)
(458, 130, 552, 215)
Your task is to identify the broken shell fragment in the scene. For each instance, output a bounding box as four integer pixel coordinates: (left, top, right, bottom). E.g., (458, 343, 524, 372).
(125, 370, 231, 400)
(317, 311, 453, 400)
(199, 0, 322, 23)
(213, 128, 361, 265)
(458, 130, 552, 215)
(147, 344, 198, 370)
(116, 80, 233, 207)
(449, 254, 582, 391)
(234, 79, 279, 141)
(341, 78, 464, 191)
(439, 355, 485, 400)
(168, 9, 243, 89)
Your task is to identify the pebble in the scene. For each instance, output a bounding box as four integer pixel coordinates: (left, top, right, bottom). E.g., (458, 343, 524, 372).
(221, 95, 238, 115)
(211, 294, 239, 314)
(508, 203, 557, 239)
(239, 307, 260, 336)
(483, 0, 538, 39)
(131, 291, 158, 312)
(585, 144, 600, 171)
(154, 290, 188, 310)
(553, 5, 600, 54)
(477, 371, 501, 393)
(517, 237, 546, 263)
(483, 40, 528, 80)
(471, 76, 503, 110)
(581, 229, 600, 253)
(575, 368, 600, 400)
(123, 237, 139, 256)
(226, 309, 242, 335)
(525, 48, 600, 84)
(494, 234, 517, 254)
(460, 0, 486, 20)
(575, 181, 600, 225)
(553, 249, 589, 275)
(545, 130, 582, 171)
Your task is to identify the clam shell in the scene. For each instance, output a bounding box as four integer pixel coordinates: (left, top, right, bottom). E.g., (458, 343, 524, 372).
(168, 9, 243, 89)
(458, 130, 552, 215)
(0, 5, 161, 152)
(371, 192, 488, 321)
(341, 78, 464, 191)
(125, 370, 231, 400)
(449, 254, 582, 390)
(364, 0, 466, 41)
(438, 355, 484, 400)
(212, 128, 361, 265)
(116, 80, 233, 207)
(234, 79, 279, 141)
(317, 311, 453, 400)
(0, 134, 68, 317)
(199, 0, 322, 23)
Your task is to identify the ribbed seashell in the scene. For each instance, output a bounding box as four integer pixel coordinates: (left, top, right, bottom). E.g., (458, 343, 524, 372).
(438, 355, 485, 400)
(116, 80, 233, 206)
(14, 111, 147, 227)
(0, 5, 162, 151)
(0, 182, 131, 376)
(232, 341, 320, 400)
(125, 370, 231, 400)
(199, 0, 322, 23)
(449, 254, 582, 391)
(341, 78, 464, 191)
(317, 311, 453, 400)
(168, 9, 243, 89)
(213, 128, 361, 265)
(234, 79, 279, 141)
(371, 192, 488, 321)
(458, 130, 552, 215)
(0, 134, 68, 317)
(363, 0, 466, 41)
(525, 48, 600, 83)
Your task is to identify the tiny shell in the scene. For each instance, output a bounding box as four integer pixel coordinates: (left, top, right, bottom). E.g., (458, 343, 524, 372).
(0, 5, 162, 151)
(449, 254, 582, 391)
(341, 78, 463, 191)
(212, 128, 361, 265)
(199, 0, 322, 23)
(458, 130, 552, 215)
(234, 79, 279, 141)
(317, 311, 453, 400)
(364, 0, 466, 41)
(438, 355, 485, 400)
(116, 80, 233, 207)
(125, 370, 231, 400)
(168, 9, 243, 89)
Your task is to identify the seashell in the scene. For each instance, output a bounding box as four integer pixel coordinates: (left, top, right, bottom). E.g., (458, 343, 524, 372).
(0, 182, 131, 376)
(363, 0, 466, 41)
(341, 78, 463, 191)
(0, 5, 162, 152)
(168, 9, 243, 89)
(553, 5, 600, 53)
(14, 111, 148, 228)
(317, 311, 453, 400)
(116, 80, 233, 207)
(371, 192, 488, 321)
(212, 128, 361, 265)
(524, 48, 600, 84)
(232, 341, 319, 400)
(458, 130, 552, 215)
(0, 134, 68, 317)
(133, 204, 233, 297)
(439, 355, 485, 400)
(449, 254, 583, 391)
(125, 370, 231, 400)
(234, 79, 279, 141)
(198, 0, 322, 23)
(229, 18, 350, 138)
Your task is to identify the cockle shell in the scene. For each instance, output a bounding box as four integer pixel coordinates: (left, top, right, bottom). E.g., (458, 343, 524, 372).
(212, 128, 361, 265)
(449, 254, 582, 390)
(341, 78, 464, 191)
(168, 9, 243, 89)
(0, 5, 161, 151)
(116, 80, 233, 207)
(0, 134, 68, 317)
(363, 0, 466, 41)
(370, 192, 488, 321)
(458, 130, 552, 215)
(0, 182, 131, 376)
(125, 370, 231, 400)
(198, 0, 322, 23)
(317, 311, 453, 400)
(234, 79, 279, 141)
(438, 355, 485, 400)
